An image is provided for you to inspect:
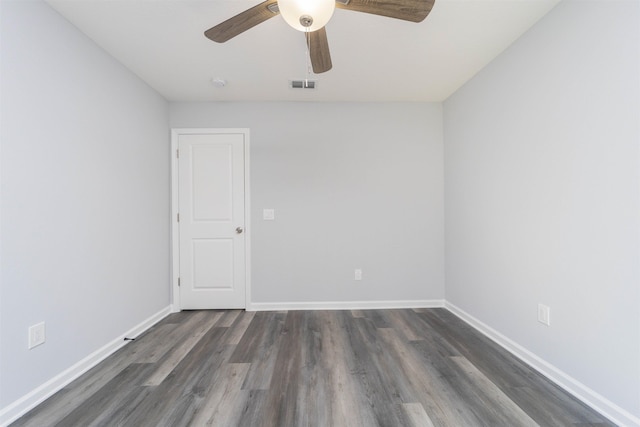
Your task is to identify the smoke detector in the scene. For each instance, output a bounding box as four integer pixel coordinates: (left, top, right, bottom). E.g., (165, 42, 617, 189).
(211, 78, 227, 88)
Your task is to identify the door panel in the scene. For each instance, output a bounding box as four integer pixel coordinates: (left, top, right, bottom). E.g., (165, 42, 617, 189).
(192, 239, 234, 289)
(191, 144, 233, 221)
(178, 132, 246, 309)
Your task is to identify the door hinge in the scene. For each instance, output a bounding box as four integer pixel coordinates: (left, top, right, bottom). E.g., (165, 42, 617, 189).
(176, 149, 179, 159)
(178, 277, 181, 287)
(177, 213, 180, 222)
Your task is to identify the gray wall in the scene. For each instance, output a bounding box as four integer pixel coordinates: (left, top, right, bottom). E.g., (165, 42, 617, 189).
(0, 0, 171, 408)
(444, 0, 639, 419)
(171, 102, 445, 305)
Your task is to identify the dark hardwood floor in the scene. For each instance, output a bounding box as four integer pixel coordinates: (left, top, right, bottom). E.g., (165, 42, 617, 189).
(12, 308, 615, 426)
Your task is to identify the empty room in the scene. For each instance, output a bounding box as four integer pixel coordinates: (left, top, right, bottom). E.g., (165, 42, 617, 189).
(1, 0, 638, 426)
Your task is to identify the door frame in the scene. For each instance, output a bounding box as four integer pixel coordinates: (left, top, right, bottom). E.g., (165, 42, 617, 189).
(170, 128, 251, 312)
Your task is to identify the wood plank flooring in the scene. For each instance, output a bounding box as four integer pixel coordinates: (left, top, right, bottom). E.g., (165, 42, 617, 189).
(11, 309, 615, 427)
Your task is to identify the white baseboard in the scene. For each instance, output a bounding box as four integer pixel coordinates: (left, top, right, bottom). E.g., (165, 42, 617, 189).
(0, 306, 172, 427)
(444, 301, 640, 427)
(247, 299, 445, 312)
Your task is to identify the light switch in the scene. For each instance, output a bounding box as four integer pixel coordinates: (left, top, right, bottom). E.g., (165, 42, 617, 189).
(263, 209, 275, 220)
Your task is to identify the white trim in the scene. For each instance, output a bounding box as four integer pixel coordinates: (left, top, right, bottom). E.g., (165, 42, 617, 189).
(170, 130, 181, 312)
(0, 306, 172, 427)
(445, 302, 640, 427)
(170, 128, 251, 311)
(248, 299, 445, 312)
(243, 133, 252, 310)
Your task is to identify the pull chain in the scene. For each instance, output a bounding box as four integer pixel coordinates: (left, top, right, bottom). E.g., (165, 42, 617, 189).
(305, 29, 312, 86)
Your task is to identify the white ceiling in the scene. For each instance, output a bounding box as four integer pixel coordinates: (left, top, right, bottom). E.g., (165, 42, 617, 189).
(45, 0, 560, 102)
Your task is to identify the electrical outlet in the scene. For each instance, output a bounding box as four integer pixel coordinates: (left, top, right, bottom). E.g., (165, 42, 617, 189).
(537, 304, 551, 326)
(263, 209, 275, 220)
(354, 269, 362, 281)
(28, 322, 46, 349)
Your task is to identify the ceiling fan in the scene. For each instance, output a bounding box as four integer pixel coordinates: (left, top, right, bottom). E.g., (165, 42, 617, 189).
(204, 0, 436, 74)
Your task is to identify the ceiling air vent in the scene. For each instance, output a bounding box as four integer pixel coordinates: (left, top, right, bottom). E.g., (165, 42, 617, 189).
(290, 80, 316, 89)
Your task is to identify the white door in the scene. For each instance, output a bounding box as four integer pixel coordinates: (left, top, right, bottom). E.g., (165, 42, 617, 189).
(177, 131, 247, 309)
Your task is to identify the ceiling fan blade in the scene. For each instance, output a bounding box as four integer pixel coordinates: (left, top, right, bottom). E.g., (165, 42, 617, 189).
(308, 27, 332, 74)
(336, 0, 435, 23)
(205, 0, 279, 43)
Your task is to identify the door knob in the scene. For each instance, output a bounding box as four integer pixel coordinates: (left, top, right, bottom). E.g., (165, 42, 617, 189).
(236, 227, 244, 234)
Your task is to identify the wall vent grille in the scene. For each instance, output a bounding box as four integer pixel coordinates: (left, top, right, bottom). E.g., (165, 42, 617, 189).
(290, 80, 317, 89)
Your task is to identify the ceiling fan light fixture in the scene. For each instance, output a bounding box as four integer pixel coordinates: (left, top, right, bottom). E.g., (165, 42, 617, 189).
(278, 0, 335, 32)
